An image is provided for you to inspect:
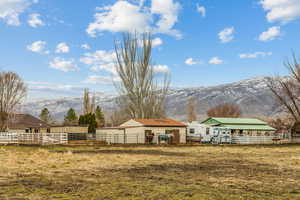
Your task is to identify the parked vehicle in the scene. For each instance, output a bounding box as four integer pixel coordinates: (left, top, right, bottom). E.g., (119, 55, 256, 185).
(187, 122, 231, 144)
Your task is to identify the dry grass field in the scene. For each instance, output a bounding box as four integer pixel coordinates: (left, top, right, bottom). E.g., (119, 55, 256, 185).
(1, 145, 300, 200)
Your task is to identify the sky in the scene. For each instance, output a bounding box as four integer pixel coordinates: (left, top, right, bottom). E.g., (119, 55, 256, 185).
(0, 0, 300, 100)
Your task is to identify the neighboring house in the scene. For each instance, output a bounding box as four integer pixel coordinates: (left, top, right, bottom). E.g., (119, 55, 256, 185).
(201, 117, 276, 136)
(50, 125, 88, 141)
(96, 119, 187, 144)
(7, 114, 50, 133)
(200, 117, 277, 144)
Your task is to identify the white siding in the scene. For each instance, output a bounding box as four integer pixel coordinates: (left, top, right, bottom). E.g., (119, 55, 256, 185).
(124, 127, 145, 143)
(96, 129, 125, 144)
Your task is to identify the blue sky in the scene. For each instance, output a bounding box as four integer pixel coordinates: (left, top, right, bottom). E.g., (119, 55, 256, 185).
(1, 0, 300, 99)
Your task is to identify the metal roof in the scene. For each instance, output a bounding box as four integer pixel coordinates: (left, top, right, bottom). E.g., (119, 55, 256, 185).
(202, 117, 267, 125)
(222, 124, 276, 131)
(134, 119, 186, 127)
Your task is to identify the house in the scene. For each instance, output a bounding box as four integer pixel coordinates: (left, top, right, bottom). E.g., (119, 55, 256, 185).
(96, 119, 187, 144)
(200, 117, 277, 144)
(7, 114, 50, 133)
(50, 125, 88, 141)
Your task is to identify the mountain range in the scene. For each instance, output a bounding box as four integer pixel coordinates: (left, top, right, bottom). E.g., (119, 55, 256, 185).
(22, 76, 285, 122)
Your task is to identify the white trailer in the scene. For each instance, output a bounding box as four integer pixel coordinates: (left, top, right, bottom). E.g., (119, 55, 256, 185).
(187, 122, 231, 144)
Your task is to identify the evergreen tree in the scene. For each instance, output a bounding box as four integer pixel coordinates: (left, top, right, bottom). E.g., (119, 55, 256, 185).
(64, 108, 78, 125)
(95, 106, 105, 127)
(39, 108, 51, 123)
(78, 113, 98, 133)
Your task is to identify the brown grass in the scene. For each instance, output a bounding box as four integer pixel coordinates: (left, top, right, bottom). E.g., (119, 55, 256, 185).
(1, 145, 300, 200)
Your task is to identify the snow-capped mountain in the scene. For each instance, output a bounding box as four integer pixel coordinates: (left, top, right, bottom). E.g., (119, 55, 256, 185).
(22, 76, 284, 121)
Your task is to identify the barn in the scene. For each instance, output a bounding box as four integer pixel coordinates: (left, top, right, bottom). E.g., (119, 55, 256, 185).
(96, 119, 186, 144)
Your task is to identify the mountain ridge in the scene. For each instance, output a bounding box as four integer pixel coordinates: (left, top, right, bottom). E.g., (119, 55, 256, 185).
(22, 76, 285, 122)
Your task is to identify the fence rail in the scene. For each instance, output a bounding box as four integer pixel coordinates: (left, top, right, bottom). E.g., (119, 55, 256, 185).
(0, 132, 68, 145)
(232, 136, 278, 144)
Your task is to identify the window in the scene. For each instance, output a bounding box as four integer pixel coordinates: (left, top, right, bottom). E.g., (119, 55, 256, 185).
(206, 128, 210, 135)
(257, 131, 261, 136)
(189, 128, 195, 134)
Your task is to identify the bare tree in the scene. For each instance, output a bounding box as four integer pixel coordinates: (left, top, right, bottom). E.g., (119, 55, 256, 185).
(0, 72, 27, 131)
(267, 53, 300, 122)
(187, 96, 197, 122)
(207, 104, 242, 118)
(114, 33, 170, 119)
(90, 92, 96, 114)
(83, 88, 90, 114)
(109, 109, 130, 127)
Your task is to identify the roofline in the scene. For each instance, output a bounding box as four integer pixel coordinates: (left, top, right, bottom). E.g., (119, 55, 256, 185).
(97, 124, 186, 130)
(143, 125, 186, 127)
(201, 117, 268, 125)
(133, 118, 186, 127)
(51, 125, 89, 128)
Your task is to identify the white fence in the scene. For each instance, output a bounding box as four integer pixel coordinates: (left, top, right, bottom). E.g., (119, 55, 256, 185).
(232, 136, 278, 144)
(96, 133, 148, 144)
(0, 132, 68, 145)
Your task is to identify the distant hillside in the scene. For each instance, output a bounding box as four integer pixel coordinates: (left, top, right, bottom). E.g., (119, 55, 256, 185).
(22, 76, 285, 122)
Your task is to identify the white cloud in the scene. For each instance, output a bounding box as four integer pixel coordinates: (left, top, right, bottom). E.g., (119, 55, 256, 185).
(152, 37, 163, 47)
(196, 4, 206, 17)
(55, 42, 70, 53)
(87, 1, 151, 37)
(151, 0, 181, 38)
(81, 44, 91, 50)
(218, 27, 234, 43)
(259, 26, 281, 41)
(260, 0, 300, 24)
(138, 37, 163, 47)
(185, 58, 202, 65)
(209, 57, 223, 65)
(83, 75, 120, 84)
(80, 50, 117, 75)
(153, 65, 169, 73)
(239, 51, 272, 59)
(0, 0, 38, 26)
(27, 41, 48, 54)
(87, 0, 181, 38)
(27, 13, 44, 27)
(49, 57, 79, 72)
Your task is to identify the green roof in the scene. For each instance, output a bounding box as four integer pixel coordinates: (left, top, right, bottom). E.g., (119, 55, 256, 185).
(201, 117, 267, 125)
(222, 124, 276, 131)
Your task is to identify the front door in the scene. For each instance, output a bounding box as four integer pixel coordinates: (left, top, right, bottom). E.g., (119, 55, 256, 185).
(145, 130, 154, 144)
(172, 129, 180, 144)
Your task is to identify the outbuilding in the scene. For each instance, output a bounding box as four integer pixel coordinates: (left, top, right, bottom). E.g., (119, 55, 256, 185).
(96, 119, 186, 144)
(50, 125, 89, 141)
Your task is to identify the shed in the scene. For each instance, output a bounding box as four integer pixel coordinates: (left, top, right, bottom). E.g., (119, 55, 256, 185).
(50, 125, 88, 141)
(96, 119, 187, 144)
